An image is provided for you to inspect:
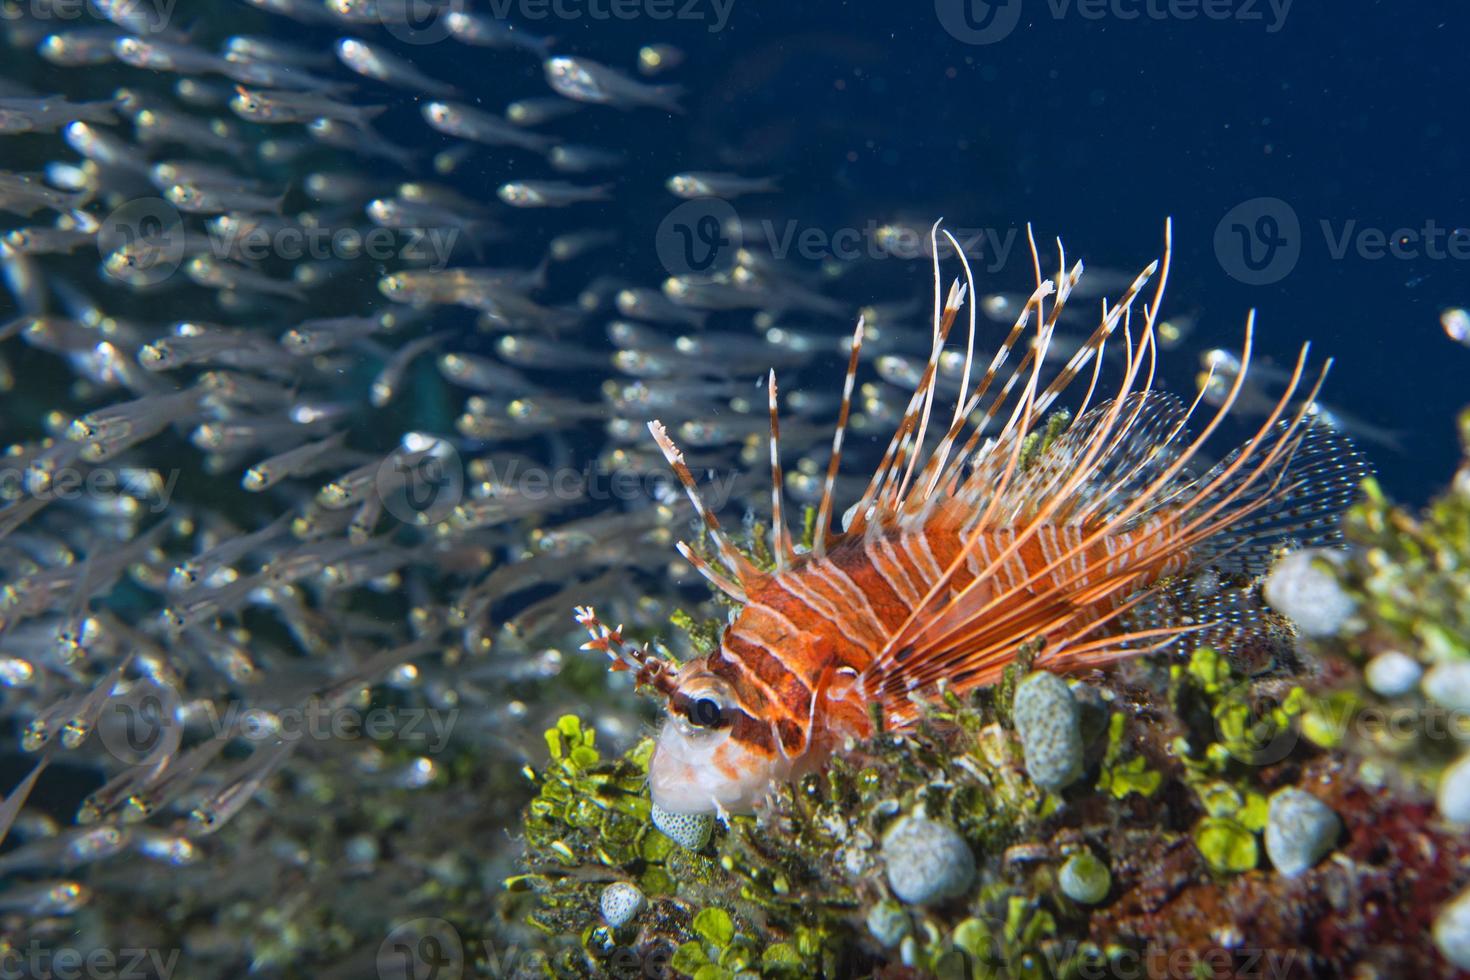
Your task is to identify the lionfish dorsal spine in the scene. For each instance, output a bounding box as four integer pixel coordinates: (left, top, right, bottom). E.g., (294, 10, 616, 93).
(875, 280, 964, 515)
(765, 369, 794, 571)
(938, 228, 981, 460)
(639, 219, 1368, 735)
(853, 226, 1189, 694)
(647, 419, 758, 603)
(811, 315, 866, 557)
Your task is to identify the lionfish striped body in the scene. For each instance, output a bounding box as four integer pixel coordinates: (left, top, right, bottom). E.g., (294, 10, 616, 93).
(577, 221, 1368, 815)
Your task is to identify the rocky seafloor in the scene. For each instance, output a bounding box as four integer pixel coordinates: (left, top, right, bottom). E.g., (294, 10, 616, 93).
(497, 409, 1470, 979)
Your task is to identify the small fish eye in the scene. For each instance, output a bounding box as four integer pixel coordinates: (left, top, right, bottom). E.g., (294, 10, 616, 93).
(689, 697, 723, 728)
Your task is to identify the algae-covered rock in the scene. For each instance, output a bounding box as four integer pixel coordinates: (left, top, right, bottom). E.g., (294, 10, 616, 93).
(512, 417, 1470, 979)
(1012, 670, 1083, 791)
(879, 813, 975, 905)
(864, 900, 911, 947)
(1264, 787, 1339, 878)
(1264, 548, 1356, 637)
(1058, 850, 1110, 905)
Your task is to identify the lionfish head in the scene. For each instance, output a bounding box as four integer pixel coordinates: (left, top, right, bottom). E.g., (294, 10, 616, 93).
(572, 607, 786, 814)
(649, 659, 792, 815)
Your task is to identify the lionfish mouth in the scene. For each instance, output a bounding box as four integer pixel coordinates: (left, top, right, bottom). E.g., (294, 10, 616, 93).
(578, 219, 1370, 812)
(646, 718, 790, 815)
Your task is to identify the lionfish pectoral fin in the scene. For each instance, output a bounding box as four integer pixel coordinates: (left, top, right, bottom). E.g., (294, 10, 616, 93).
(858, 571, 1212, 709)
(1123, 415, 1373, 661)
(1183, 416, 1372, 577)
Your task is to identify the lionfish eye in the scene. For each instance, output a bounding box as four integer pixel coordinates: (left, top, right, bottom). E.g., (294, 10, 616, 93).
(688, 697, 724, 728)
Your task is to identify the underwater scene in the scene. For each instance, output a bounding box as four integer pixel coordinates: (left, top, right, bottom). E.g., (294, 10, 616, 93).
(0, 0, 1467, 977)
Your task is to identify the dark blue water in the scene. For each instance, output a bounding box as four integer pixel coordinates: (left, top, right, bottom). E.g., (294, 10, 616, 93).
(0, 3, 1460, 507)
(216, 0, 1470, 502)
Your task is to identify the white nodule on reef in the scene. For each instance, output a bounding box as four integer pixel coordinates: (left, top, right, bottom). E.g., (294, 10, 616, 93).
(1263, 548, 1355, 638)
(1364, 650, 1422, 697)
(1437, 754, 1470, 824)
(1012, 671, 1084, 792)
(1058, 851, 1111, 904)
(599, 881, 645, 928)
(1423, 661, 1470, 714)
(1437, 886, 1470, 970)
(1264, 787, 1340, 878)
(650, 802, 713, 851)
(880, 814, 975, 905)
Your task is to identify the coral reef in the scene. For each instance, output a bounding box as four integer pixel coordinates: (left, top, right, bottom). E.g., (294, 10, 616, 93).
(506, 407, 1470, 977)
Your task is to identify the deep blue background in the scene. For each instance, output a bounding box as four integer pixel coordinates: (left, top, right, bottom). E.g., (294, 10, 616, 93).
(259, 0, 1470, 501)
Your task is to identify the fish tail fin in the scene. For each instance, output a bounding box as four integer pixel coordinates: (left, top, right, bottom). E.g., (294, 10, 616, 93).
(1188, 413, 1372, 576)
(653, 84, 684, 114)
(352, 104, 389, 126)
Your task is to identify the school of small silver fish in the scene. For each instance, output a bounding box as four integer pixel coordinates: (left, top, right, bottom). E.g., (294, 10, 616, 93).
(0, 1, 1389, 974)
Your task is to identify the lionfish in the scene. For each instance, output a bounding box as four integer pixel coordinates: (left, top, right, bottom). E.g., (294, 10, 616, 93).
(577, 221, 1367, 816)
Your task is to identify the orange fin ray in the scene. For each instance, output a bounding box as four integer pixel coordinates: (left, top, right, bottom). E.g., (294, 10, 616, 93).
(648, 418, 762, 594)
(766, 370, 795, 571)
(812, 316, 866, 555)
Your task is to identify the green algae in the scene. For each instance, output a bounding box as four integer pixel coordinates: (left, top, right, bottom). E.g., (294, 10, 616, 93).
(1094, 712, 1161, 801)
(510, 635, 1346, 976)
(509, 693, 1061, 976)
(1164, 647, 1298, 874)
(1292, 408, 1470, 796)
(511, 656, 1217, 978)
(1338, 409, 1470, 664)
